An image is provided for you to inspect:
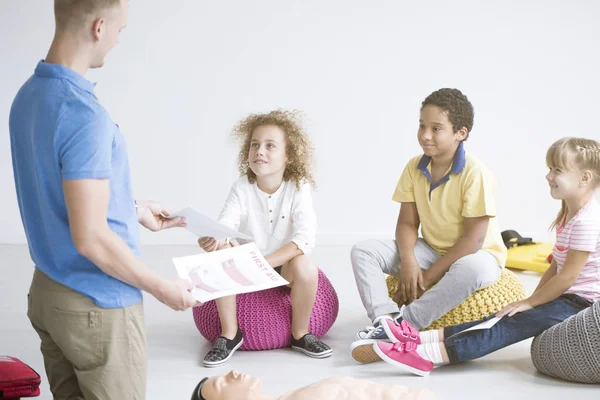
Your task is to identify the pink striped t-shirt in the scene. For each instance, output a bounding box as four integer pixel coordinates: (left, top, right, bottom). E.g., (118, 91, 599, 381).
(553, 198, 600, 302)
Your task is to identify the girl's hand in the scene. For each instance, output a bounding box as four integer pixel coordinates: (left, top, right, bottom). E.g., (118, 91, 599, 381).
(216, 239, 238, 251)
(497, 299, 534, 318)
(198, 237, 236, 252)
(198, 237, 220, 252)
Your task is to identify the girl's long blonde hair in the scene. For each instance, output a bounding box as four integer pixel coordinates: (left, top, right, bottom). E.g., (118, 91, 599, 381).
(231, 110, 316, 190)
(546, 137, 600, 230)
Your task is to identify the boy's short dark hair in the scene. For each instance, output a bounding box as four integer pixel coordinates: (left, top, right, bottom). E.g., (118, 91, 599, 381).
(421, 88, 474, 140)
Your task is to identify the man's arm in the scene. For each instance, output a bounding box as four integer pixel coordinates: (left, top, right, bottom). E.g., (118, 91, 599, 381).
(63, 179, 197, 311)
(422, 216, 489, 288)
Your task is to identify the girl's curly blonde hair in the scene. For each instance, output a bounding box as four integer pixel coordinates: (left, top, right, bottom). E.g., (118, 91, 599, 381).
(232, 110, 316, 190)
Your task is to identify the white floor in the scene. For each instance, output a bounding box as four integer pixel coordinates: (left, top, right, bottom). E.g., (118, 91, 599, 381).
(1, 244, 597, 399)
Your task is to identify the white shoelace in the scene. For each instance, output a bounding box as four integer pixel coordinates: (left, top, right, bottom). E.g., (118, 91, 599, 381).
(360, 316, 392, 338)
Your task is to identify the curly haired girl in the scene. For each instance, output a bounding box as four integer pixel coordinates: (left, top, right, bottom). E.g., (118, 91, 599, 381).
(197, 110, 332, 367)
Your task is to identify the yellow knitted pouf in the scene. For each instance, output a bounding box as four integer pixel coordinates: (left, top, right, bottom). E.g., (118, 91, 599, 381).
(386, 268, 527, 330)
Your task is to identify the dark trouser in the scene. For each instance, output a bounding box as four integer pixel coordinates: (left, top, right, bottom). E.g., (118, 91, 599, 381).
(443, 294, 592, 363)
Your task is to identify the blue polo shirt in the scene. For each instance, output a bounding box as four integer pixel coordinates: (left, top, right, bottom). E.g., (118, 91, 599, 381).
(9, 61, 142, 308)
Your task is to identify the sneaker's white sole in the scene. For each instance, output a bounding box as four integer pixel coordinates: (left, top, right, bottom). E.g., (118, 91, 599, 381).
(292, 345, 333, 359)
(202, 338, 244, 368)
(372, 343, 431, 377)
(349, 340, 383, 364)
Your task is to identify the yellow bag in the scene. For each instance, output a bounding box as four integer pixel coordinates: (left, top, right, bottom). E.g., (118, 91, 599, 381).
(502, 230, 553, 273)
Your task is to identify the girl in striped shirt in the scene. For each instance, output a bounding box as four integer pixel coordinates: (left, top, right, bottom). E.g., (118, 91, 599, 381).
(362, 137, 600, 376)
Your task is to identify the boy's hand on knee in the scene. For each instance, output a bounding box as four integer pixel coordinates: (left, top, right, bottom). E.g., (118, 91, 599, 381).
(393, 287, 408, 305)
(413, 270, 428, 300)
(419, 271, 435, 294)
(397, 261, 423, 303)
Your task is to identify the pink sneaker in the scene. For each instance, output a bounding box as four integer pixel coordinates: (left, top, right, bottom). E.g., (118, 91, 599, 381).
(381, 319, 421, 344)
(373, 342, 433, 376)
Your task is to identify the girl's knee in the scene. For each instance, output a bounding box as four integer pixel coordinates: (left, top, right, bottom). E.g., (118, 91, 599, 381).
(289, 256, 318, 283)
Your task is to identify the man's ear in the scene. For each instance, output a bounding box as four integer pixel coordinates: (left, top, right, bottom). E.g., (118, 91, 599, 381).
(91, 17, 105, 41)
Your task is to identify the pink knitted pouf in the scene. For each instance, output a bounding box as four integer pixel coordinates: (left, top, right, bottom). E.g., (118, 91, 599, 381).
(193, 269, 339, 351)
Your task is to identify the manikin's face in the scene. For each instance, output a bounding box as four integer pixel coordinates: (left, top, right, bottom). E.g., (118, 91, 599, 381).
(90, 0, 128, 68)
(201, 370, 263, 400)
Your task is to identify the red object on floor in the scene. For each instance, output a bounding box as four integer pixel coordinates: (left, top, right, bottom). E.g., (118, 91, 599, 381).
(0, 356, 41, 399)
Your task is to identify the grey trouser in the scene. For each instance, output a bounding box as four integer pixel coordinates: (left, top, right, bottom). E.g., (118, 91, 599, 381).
(351, 238, 501, 329)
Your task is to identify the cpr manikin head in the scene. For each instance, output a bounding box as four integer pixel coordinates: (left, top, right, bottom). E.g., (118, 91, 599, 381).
(193, 370, 268, 400)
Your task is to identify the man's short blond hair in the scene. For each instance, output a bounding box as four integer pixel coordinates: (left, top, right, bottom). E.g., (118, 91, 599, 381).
(54, 0, 121, 29)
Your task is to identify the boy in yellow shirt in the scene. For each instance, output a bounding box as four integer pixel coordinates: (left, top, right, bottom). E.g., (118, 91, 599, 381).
(350, 88, 507, 363)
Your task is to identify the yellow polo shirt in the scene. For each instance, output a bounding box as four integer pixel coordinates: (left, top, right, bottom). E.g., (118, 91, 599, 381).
(392, 147, 507, 267)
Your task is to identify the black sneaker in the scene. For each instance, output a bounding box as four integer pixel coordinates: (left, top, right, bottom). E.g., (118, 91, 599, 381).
(202, 329, 244, 368)
(291, 333, 333, 358)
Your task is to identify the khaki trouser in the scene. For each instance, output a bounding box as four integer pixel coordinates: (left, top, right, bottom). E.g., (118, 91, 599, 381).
(27, 270, 147, 399)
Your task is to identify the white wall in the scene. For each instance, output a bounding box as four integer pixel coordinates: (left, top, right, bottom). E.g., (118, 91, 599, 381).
(1, 0, 599, 246)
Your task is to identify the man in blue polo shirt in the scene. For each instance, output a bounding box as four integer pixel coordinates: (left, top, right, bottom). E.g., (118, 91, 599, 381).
(9, 1, 197, 398)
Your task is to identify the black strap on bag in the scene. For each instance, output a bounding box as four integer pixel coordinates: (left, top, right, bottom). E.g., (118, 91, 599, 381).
(502, 230, 535, 249)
